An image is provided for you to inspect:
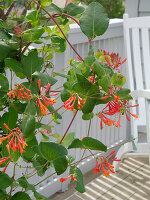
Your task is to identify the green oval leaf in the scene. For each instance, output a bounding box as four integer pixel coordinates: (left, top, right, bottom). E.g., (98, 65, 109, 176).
(70, 166, 85, 193)
(82, 137, 107, 151)
(21, 51, 43, 77)
(79, 2, 109, 39)
(39, 142, 68, 161)
(93, 61, 105, 78)
(32, 71, 57, 86)
(22, 115, 35, 139)
(23, 28, 44, 42)
(5, 58, 23, 73)
(68, 138, 84, 149)
(0, 74, 9, 91)
(11, 192, 31, 200)
(68, 137, 107, 152)
(0, 172, 12, 189)
(53, 156, 68, 175)
(64, 3, 85, 16)
(110, 73, 126, 87)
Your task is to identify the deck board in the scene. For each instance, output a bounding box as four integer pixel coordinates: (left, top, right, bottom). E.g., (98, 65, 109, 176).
(50, 156, 150, 200)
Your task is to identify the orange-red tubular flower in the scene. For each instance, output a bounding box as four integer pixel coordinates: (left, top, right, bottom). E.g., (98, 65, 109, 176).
(93, 160, 100, 174)
(64, 94, 85, 111)
(93, 151, 121, 177)
(1, 123, 27, 154)
(36, 79, 58, 115)
(60, 175, 77, 183)
(7, 84, 31, 100)
(36, 98, 49, 115)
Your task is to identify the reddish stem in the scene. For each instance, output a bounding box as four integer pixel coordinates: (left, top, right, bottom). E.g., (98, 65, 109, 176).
(22, 42, 32, 54)
(32, 0, 84, 62)
(60, 110, 78, 144)
(57, 13, 80, 26)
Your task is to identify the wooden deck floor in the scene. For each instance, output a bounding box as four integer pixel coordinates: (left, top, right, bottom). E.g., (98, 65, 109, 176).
(50, 156, 150, 200)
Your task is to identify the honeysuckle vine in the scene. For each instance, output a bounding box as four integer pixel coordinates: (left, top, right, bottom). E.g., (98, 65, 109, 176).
(0, 0, 139, 199)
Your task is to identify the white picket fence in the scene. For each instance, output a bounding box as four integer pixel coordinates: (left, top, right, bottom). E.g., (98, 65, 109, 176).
(6, 19, 130, 198)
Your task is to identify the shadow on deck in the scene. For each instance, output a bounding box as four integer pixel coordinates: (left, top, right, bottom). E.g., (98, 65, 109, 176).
(50, 156, 150, 200)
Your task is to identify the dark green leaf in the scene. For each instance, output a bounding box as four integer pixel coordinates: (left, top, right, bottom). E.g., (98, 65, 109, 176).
(61, 89, 71, 102)
(79, 2, 109, 39)
(51, 35, 66, 53)
(0, 74, 9, 91)
(22, 115, 35, 139)
(0, 41, 17, 60)
(98, 75, 110, 92)
(32, 71, 57, 86)
(72, 74, 92, 95)
(68, 137, 107, 152)
(5, 58, 23, 73)
(23, 28, 45, 42)
(110, 73, 126, 87)
(22, 51, 43, 77)
(116, 88, 131, 96)
(39, 142, 68, 161)
(0, 172, 12, 189)
(24, 100, 37, 115)
(68, 139, 84, 149)
(82, 137, 107, 151)
(11, 192, 31, 200)
(82, 98, 97, 114)
(22, 135, 38, 161)
(0, 105, 18, 133)
(82, 113, 94, 120)
(64, 3, 85, 16)
(53, 156, 68, 175)
(0, 29, 11, 39)
(18, 176, 35, 191)
(70, 166, 85, 193)
(93, 61, 105, 78)
(0, 189, 8, 200)
(84, 55, 95, 66)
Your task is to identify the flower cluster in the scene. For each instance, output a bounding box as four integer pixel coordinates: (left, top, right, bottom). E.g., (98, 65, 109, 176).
(98, 99, 139, 129)
(7, 84, 31, 100)
(64, 93, 85, 111)
(36, 79, 58, 115)
(0, 123, 27, 154)
(60, 174, 77, 183)
(93, 150, 121, 177)
(103, 50, 127, 72)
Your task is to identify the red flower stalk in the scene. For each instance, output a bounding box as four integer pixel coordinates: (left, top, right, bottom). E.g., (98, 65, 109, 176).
(60, 175, 77, 183)
(41, 129, 52, 134)
(64, 93, 85, 111)
(36, 79, 58, 115)
(7, 84, 31, 100)
(14, 26, 24, 37)
(93, 160, 100, 174)
(0, 124, 27, 154)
